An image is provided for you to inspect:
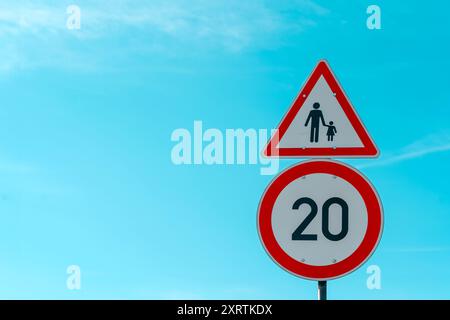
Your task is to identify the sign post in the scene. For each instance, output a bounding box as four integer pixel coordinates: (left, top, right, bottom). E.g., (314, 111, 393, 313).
(258, 60, 383, 300)
(318, 281, 327, 300)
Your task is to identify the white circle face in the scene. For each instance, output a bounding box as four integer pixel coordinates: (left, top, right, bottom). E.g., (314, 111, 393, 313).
(272, 173, 368, 266)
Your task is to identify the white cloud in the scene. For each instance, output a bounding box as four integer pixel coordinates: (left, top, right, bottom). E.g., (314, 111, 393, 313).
(0, 3, 66, 37)
(0, 0, 328, 73)
(356, 132, 450, 169)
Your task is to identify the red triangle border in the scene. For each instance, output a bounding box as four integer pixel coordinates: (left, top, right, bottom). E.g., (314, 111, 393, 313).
(263, 60, 379, 158)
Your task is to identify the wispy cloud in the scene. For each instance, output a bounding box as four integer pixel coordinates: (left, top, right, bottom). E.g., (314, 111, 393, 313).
(0, 0, 329, 73)
(356, 132, 450, 169)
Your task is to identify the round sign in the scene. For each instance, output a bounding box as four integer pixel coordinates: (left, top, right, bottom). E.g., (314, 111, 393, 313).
(257, 160, 383, 280)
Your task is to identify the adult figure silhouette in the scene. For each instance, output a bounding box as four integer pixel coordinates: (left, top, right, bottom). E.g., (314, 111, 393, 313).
(304, 102, 326, 143)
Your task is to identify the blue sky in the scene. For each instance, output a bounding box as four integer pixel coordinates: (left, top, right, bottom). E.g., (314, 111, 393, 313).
(0, 0, 449, 299)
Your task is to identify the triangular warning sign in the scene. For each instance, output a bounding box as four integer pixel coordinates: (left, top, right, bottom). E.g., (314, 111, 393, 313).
(264, 60, 379, 158)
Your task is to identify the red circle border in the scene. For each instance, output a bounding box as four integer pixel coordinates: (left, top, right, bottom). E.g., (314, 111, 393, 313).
(257, 160, 383, 280)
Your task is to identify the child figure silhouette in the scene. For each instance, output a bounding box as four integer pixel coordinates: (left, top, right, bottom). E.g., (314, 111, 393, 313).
(326, 121, 337, 141)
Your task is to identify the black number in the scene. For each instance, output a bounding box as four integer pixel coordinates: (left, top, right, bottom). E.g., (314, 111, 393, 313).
(291, 197, 349, 242)
(322, 197, 349, 241)
(292, 197, 318, 240)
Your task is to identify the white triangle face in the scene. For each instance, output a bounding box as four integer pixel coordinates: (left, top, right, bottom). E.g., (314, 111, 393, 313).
(277, 76, 364, 149)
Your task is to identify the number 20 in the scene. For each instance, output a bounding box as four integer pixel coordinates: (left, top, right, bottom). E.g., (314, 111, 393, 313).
(291, 197, 349, 241)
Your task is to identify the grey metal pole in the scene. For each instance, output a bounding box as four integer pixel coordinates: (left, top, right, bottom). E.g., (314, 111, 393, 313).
(318, 281, 327, 300)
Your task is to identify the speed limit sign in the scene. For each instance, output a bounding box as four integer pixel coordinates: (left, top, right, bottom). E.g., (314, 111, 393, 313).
(257, 160, 383, 280)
